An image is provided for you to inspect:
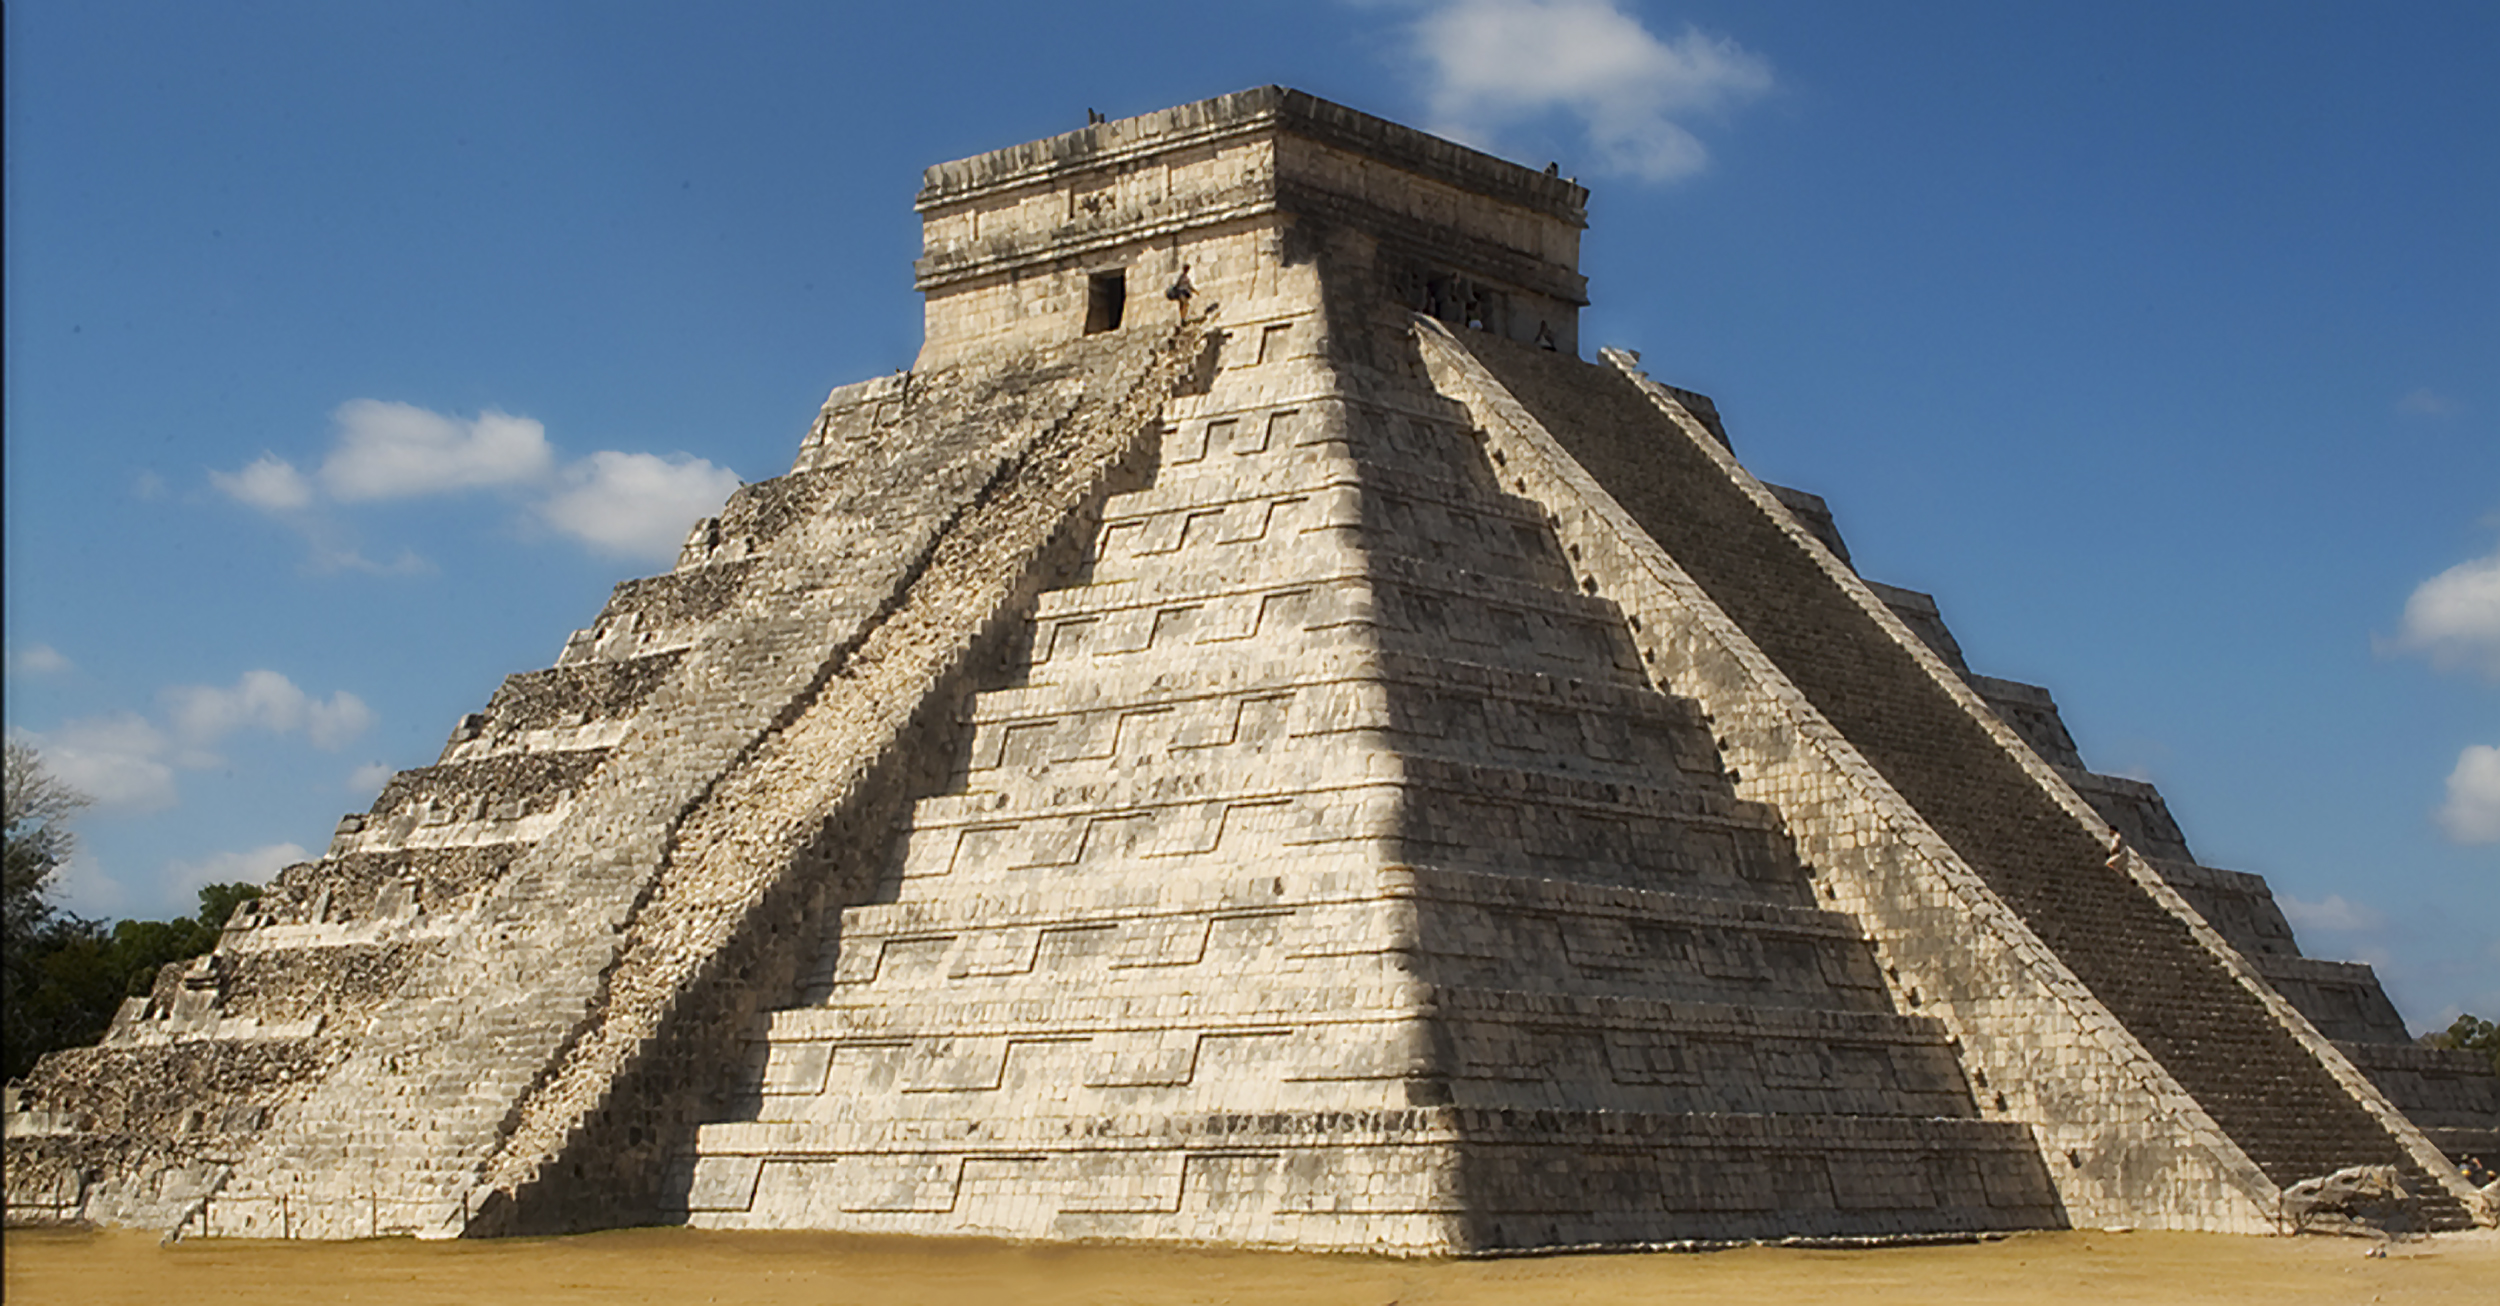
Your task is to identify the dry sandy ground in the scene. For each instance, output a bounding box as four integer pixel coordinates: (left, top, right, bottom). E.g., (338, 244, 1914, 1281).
(9, 1225, 2496, 1305)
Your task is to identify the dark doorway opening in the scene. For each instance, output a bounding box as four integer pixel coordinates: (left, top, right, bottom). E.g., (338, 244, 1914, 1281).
(1085, 270, 1126, 334)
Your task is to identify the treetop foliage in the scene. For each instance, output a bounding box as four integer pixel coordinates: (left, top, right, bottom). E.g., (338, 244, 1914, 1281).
(2426, 1012, 2500, 1077)
(3, 742, 262, 1081)
(5, 739, 92, 953)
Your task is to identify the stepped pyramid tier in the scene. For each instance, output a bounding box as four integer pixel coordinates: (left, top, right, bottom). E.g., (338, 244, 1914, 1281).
(6, 87, 2491, 1251)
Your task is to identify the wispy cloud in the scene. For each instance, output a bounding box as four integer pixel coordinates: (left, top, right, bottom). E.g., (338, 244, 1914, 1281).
(538, 452, 745, 561)
(2279, 884, 2494, 1037)
(2385, 544, 2500, 682)
(308, 543, 433, 577)
(15, 715, 179, 813)
(161, 669, 375, 753)
(50, 852, 130, 919)
(2278, 892, 2387, 936)
(2396, 387, 2460, 418)
(210, 453, 316, 512)
(2435, 744, 2500, 845)
(165, 842, 310, 899)
(212, 399, 739, 567)
(12, 669, 374, 815)
(2410, 937, 2500, 1035)
(318, 400, 554, 501)
(1405, 0, 1773, 182)
(11, 644, 75, 675)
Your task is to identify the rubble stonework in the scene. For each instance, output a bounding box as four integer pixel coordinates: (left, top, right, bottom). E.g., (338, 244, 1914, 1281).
(7, 87, 2494, 1251)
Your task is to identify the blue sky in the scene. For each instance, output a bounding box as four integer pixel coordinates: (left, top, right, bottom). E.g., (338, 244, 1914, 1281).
(6, 1, 2493, 1028)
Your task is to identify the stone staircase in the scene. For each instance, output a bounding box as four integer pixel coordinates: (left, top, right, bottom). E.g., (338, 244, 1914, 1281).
(676, 299, 2058, 1252)
(1440, 326, 2479, 1232)
(17, 82, 2483, 1249)
(166, 318, 1207, 1239)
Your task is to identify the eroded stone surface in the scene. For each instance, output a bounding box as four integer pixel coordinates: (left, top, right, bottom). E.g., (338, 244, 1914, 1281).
(7, 86, 2489, 1251)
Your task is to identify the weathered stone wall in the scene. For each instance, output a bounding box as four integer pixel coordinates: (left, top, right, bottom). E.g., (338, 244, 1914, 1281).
(461, 654, 683, 744)
(686, 259, 1469, 1250)
(676, 202, 2060, 1253)
(1420, 319, 2482, 1230)
(3, 1040, 338, 1229)
(11, 85, 2485, 1248)
(0, 311, 1201, 1238)
(1415, 319, 2484, 1232)
(914, 87, 1584, 368)
(469, 314, 1211, 1234)
(178, 323, 1206, 1241)
(1749, 487, 2492, 1170)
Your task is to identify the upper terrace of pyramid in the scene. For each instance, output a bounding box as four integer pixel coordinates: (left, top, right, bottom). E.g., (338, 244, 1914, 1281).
(911, 87, 1590, 365)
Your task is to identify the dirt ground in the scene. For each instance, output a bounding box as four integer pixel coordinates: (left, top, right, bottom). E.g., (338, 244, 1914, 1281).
(9, 1225, 2497, 1306)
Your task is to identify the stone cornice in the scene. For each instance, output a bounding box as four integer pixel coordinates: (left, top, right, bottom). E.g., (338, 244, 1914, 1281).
(917, 87, 1587, 226)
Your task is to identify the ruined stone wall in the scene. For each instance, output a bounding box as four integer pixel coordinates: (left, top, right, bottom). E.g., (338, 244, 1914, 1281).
(14, 324, 1189, 1241)
(467, 314, 1210, 1234)
(13, 85, 2483, 1248)
(1419, 319, 2479, 1230)
(1761, 491, 2494, 1174)
(914, 87, 1584, 368)
(687, 267, 1479, 1252)
(1418, 320, 2420, 1232)
(675, 220, 2061, 1253)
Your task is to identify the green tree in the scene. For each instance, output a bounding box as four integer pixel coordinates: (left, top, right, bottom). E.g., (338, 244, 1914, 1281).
(193, 881, 261, 937)
(2426, 1013, 2500, 1077)
(5, 879, 265, 1081)
(5, 743, 263, 1080)
(4, 740, 89, 953)
(5, 742, 94, 1078)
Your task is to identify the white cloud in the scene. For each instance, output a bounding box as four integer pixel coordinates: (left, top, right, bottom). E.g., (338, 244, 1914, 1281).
(2388, 545, 2500, 681)
(161, 669, 375, 752)
(2278, 892, 2386, 936)
(12, 644, 74, 675)
(133, 469, 169, 501)
(309, 544, 433, 577)
(2434, 744, 2500, 845)
(22, 714, 180, 813)
(50, 852, 130, 919)
(2397, 388, 2460, 417)
(537, 451, 742, 562)
(12, 670, 374, 833)
(318, 400, 554, 501)
(211, 399, 742, 568)
(348, 761, 395, 794)
(210, 453, 317, 512)
(165, 842, 311, 899)
(1409, 0, 1772, 182)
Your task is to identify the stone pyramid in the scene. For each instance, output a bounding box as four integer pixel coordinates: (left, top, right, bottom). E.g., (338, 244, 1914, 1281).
(7, 87, 2492, 1253)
